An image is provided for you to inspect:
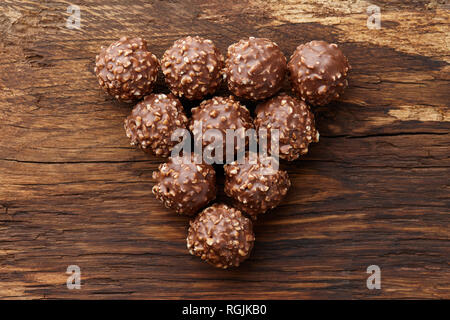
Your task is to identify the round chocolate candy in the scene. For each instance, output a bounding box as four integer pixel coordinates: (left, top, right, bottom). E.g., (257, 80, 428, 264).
(254, 93, 319, 161)
(161, 36, 224, 100)
(187, 203, 255, 268)
(152, 153, 217, 216)
(288, 40, 350, 106)
(189, 96, 254, 161)
(95, 36, 160, 102)
(224, 153, 291, 219)
(225, 37, 287, 100)
(124, 93, 189, 157)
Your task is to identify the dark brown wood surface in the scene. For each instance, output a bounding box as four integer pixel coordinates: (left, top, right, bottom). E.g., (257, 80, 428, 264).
(0, 0, 449, 299)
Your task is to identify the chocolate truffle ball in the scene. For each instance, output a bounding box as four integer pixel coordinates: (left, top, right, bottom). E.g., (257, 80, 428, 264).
(161, 36, 224, 100)
(288, 40, 350, 106)
(124, 93, 189, 157)
(152, 153, 217, 216)
(189, 96, 254, 161)
(95, 36, 160, 102)
(224, 153, 291, 219)
(225, 37, 287, 100)
(187, 203, 255, 268)
(254, 94, 319, 161)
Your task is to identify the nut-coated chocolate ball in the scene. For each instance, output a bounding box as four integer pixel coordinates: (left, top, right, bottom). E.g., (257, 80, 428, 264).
(254, 93, 319, 161)
(187, 203, 255, 268)
(224, 153, 291, 219)
(161, 36, 224, 100)
(288, 40, 350, 106)
(152, 153, 217, 216)
(189, 96, 254, 161)
(225, 37, 286, 100)
(95, 36, 159, 102)
(124, 93, 189, 157)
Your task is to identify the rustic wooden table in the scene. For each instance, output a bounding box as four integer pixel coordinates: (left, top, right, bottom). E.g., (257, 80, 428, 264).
(0, 0, 449, 299)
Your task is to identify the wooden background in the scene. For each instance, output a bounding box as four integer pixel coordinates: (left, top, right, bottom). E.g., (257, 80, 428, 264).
(0, 0, 449, 299)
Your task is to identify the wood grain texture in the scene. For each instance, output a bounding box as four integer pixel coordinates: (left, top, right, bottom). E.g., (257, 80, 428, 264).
(0, 0, 449, 299)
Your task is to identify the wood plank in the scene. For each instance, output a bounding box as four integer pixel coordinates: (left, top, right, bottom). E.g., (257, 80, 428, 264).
(0, 0, 449, 299)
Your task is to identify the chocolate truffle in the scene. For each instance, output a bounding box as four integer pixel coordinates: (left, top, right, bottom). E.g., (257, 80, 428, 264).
(288, 40, 350, 106)
(161, 36, 224, 100)
(124, 93, 189, 157)
(189, 96, 254, 161)
(95, 36, 160, 102)
(152, 153, 217, 216)
(254, 94, 319, 161)
(187, 203, 255, 268)
(224, 153, 291, 219)
(225, 37, 287, 100)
